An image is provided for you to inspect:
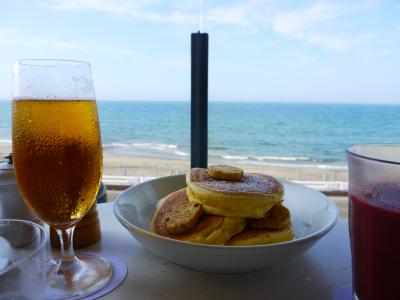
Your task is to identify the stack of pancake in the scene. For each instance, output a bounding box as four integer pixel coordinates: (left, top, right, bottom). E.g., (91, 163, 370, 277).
(151, 165, 294, 246)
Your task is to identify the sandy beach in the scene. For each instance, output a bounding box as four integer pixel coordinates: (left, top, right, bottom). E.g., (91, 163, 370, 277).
(104, 151, 348, 182)
(103, 152, 348, 182)
(0, 145, 348, 182)
(0, 145, 349, 217)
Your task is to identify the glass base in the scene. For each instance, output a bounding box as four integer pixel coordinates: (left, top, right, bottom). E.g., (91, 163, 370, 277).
(45, 254, 112, 299)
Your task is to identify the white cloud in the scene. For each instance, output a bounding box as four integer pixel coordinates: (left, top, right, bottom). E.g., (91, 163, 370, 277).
(273, 2, 343, 38)
(40, 0, 276, 26)
(271, 0, 383, 52)
(204, 0, 282, 28)
(0, 28, 78, 49)
(284, 51, 315, 63)
(38, 0, 386, 53)
(40, 0, 197, 23)
(0, 27, 136, 55)
(40, 0, 152, 12)
(206, 4, 252, 26)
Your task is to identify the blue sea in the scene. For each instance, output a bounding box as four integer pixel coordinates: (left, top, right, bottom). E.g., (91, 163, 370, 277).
(1, 101, 399, 167)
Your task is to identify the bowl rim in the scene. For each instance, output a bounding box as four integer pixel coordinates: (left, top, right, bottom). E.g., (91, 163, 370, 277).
(113, 174, 338, 250)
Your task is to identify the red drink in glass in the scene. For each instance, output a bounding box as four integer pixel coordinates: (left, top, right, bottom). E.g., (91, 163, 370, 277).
(347, 145, 400, 300)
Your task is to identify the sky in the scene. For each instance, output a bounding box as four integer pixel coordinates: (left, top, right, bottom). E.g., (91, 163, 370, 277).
(0, 0, 399, 103)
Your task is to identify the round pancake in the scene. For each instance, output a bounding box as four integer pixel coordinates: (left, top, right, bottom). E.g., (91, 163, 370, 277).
(151, 188, 246, 245)
(248, 203, 291, 230)
(226, 225, 294, 246)
(163, 201, 204, 234)
(186, 168, 284, 218)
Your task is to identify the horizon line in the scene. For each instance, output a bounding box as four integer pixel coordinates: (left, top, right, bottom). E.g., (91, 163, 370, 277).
(1, 99, 399, 105)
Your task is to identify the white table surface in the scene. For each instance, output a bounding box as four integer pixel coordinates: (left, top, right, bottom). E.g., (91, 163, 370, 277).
(80, 203, 352, 300)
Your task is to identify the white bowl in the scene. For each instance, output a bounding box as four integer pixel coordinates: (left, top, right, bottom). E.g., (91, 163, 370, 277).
(113, 175, 338, 273)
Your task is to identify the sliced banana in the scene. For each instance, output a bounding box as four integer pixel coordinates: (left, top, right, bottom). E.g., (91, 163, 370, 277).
(162, 201, 203, 234)
(208, 165, 244, 181)
(248, 203, 290, 230)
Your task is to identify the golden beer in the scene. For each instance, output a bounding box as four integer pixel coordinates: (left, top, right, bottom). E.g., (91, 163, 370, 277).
(12, 99, 102, 228)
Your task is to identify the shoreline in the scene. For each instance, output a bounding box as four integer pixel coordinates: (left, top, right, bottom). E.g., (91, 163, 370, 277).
(1, 144, 349, 217)
(0, 145, 348, 182)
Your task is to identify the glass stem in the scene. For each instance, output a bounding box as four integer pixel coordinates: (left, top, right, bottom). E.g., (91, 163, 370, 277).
(56, 226, 77, 263)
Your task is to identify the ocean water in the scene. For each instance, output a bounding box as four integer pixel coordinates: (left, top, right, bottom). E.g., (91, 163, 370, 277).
(1, 101, 399, 167)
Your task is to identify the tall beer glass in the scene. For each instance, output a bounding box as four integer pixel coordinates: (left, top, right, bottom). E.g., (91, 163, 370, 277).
(12, 60, 112, 299)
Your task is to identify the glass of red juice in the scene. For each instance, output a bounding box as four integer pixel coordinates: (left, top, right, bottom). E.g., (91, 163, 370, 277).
(347, 144, 400, 300)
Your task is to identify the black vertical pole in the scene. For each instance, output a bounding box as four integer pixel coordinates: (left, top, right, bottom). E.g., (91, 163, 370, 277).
(191, 32, 208, 168)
